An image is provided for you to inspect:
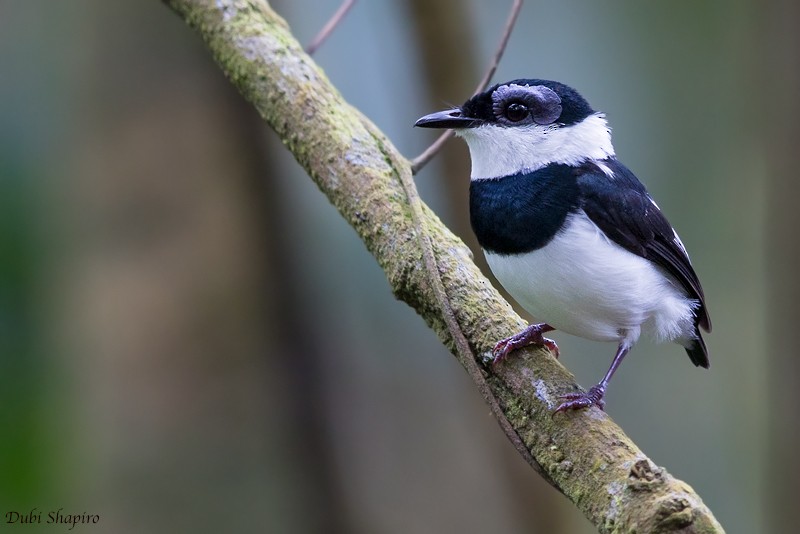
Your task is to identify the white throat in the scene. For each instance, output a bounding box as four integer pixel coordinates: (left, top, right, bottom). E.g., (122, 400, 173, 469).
(457, 113, 615, 180)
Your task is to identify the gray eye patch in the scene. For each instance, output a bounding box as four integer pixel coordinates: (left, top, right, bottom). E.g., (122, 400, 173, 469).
(491, 84, 562, 125)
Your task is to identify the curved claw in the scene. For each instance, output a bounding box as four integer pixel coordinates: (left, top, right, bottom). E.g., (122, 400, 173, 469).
(541, 337, 560, 359)
(491, 324, 558, 366)
(553, 384, 607, 414)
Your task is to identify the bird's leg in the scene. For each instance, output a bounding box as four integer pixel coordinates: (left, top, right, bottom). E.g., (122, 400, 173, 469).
(554, 342, 631, 414)
(492, 323, 558, 365)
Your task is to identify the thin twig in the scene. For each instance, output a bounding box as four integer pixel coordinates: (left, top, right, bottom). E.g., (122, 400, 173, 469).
(407, 0, 545, 481)
(471, 0, 523, 96)
(410, 130, 454, 175)
(393, 145, 553, 484)
(411, 0, 523, 174)
(305, 0, 356, 55)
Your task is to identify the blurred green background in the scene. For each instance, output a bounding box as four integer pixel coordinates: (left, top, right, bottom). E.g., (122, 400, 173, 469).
(1, 1, 797, 532)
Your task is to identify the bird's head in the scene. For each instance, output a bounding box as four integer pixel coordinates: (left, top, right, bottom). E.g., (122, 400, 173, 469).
(415, 79, 615, 179)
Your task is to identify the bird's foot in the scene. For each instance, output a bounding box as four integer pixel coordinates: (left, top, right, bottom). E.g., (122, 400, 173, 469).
(492, 323, 558, 366)
(553, 384, 606, 414)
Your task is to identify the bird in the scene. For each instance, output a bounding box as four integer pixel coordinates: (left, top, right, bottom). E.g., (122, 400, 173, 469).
(414, 79, 711, 413)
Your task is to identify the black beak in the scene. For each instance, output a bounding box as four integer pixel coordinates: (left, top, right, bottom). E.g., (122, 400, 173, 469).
(414, 108, 483, 129)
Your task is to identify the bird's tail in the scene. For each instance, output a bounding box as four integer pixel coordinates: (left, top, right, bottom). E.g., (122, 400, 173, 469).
(685, 331, 709, 369)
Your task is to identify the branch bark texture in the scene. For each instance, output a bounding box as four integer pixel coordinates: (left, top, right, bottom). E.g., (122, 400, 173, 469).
(164, 1, 725, 532)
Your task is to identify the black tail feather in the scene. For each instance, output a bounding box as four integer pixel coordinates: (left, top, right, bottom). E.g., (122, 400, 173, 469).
(685, 331, 709, 368)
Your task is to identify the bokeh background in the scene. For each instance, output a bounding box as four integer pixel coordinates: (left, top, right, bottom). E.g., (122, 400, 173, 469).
(1, 1, 797, 532)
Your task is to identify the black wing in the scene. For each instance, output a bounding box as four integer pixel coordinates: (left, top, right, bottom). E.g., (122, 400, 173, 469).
(576, 160, 711, 363)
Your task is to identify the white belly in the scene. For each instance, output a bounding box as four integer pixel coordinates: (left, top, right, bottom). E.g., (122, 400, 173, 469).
(485, 212, 697, 345)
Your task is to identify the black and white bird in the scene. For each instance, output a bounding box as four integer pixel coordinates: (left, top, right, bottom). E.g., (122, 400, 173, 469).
(415, 79, 711, 413)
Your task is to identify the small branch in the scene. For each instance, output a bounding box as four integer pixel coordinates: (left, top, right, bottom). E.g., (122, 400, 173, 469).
(410, 130, 453, 175)
(471, 0, 523, 96)
(411, 0, 523, 174)
(305, 0, 356, 55)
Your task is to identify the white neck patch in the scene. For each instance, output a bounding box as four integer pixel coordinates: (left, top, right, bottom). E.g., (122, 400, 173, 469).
(457, 113, 615, 180)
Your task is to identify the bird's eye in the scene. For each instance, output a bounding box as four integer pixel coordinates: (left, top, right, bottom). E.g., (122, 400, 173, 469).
(505, 102, 529, 122)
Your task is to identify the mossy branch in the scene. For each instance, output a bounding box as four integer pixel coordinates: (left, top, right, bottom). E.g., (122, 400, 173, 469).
(164, 1, 725, 532)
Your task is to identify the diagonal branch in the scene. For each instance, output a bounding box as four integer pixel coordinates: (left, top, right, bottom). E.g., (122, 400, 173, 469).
(305, 0, 356, 55)
(411, 0, 523, 174)
(470, 0, 524, 95)
(164, 1, 725, 532)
